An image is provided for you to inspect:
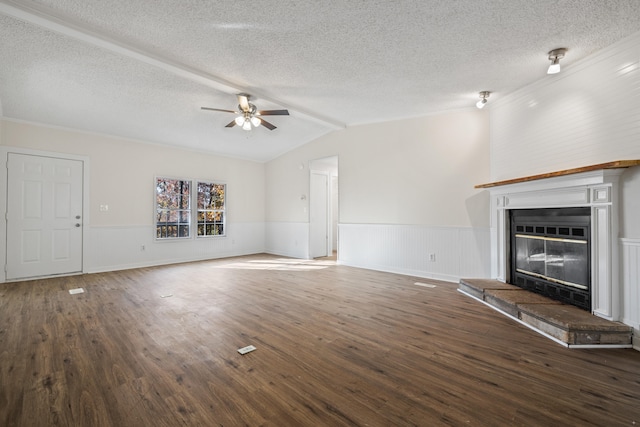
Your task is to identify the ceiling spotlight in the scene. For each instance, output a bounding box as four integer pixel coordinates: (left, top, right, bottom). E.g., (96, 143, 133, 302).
(547, 48, 567, 74)
(476, 91, 491, 109)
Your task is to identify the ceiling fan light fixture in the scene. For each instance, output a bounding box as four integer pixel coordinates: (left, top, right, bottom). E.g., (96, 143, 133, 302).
(547, 48, 567, 74)
(250, 116, 261, 127)
(202, 93, 289, 131)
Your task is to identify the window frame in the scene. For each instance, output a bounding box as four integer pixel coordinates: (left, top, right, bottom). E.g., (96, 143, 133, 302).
(155, 176, 192, 240)
(195, 180, 227, 238)
(154, 176, 227, 241)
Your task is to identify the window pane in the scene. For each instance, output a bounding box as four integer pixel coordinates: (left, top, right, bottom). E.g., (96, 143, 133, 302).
(213, 184, 225, 209)
(197, 182, 225, 209)
(196, 181, 226, 237)
(156, 178, 190, 239)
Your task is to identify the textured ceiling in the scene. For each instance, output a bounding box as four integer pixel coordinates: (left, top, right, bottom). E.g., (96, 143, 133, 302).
(1, 0, 640, 162)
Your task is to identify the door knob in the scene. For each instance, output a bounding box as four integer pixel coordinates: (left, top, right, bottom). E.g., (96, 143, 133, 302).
(76, 215, 81, 219)
(75, 223, 81, 227)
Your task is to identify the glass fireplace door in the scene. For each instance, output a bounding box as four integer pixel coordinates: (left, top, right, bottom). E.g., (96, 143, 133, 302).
(515, 234, 589, 290)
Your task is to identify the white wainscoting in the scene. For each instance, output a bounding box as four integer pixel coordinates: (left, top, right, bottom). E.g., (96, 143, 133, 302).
(265, 221, 310, 259)
(621, 238, 640, 350)
(338, 224, 491, 282)
(86, 222, 265, 273)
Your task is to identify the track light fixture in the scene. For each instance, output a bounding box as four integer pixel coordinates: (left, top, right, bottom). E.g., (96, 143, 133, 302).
(547, 48, 567, 74)
(476, 91, 490, 109)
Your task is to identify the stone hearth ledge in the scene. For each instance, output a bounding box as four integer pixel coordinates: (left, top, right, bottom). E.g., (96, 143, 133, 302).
(458, 278, 633, 348)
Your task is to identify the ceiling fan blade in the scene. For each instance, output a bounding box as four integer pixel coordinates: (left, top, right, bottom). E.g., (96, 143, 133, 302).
(224, 120, 237, 128)
(237, 94, 250, 112)
(201, 107, 238, 113)
(258, 118, 277, 130)
(257, 109, 290, 116)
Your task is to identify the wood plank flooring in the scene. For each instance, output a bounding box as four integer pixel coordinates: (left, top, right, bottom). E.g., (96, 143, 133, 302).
(1, 254, 639, 426)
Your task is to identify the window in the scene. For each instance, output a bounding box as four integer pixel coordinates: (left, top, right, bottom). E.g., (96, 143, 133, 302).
(156, 178, 191, 239)
(155, 177, 226, 240)
(197, 181, 226, 236)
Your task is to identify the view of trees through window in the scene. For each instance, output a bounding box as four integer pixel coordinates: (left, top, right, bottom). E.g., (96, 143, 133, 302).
(197, 182, 226, 236)
(156, 178, 191, 238)
(155, 178, 226, 240)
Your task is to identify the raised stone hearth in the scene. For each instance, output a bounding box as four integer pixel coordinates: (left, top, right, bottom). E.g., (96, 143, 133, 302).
(459, 278, 633, 348)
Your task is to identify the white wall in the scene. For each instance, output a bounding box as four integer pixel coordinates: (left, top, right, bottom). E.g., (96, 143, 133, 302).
(489, 30, 640, 347)
(621, 167, 640, 238)
(620, 165, 640, 347)
(490, 31, 640, 182)
(265, 110, 491, 280)
(0, 119, 266, 278)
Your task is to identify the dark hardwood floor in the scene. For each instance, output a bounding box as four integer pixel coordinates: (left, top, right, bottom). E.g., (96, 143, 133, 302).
(1, 254, 639, 426)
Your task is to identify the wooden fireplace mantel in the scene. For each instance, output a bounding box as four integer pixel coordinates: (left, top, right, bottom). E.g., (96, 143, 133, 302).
(475, 160, 640, 189)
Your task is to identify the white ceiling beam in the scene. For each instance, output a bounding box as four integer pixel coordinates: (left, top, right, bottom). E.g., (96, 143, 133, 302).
(0, 0, 345, 130)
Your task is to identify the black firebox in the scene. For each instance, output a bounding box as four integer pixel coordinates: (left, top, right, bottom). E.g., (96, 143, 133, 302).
(510, 207, 591, 311)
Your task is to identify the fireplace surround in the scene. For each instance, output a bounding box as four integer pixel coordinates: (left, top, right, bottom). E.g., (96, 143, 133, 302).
(481, 164, 629, 321)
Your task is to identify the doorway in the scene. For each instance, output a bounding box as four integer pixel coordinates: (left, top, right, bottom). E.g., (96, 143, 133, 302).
(5, 152, 85, 280)
(309, 156, 338, 259)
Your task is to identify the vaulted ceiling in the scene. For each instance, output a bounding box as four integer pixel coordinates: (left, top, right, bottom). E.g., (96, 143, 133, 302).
(1, 0, 640, 162)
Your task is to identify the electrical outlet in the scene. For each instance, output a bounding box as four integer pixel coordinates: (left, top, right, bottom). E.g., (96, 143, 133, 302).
(141, 244, 145, 251)
(429, 253, 436, 262)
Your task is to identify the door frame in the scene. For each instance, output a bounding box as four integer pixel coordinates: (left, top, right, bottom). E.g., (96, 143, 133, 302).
(1, 146, 90, 283)
(309, 169, 330, 258)
(308, 156, 338, 259)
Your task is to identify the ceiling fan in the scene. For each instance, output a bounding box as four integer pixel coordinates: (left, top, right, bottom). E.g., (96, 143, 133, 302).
(201, 93, 289, 131)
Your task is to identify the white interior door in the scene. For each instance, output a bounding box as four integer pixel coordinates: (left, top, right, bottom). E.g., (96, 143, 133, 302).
(310, 171, 328, 258)
(6, 153, 84, 280)
(331, 175, 339, 253)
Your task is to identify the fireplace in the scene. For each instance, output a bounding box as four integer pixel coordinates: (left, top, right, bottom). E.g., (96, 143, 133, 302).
(510, 208, 591, 310)
(481, 164, 632, 321)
